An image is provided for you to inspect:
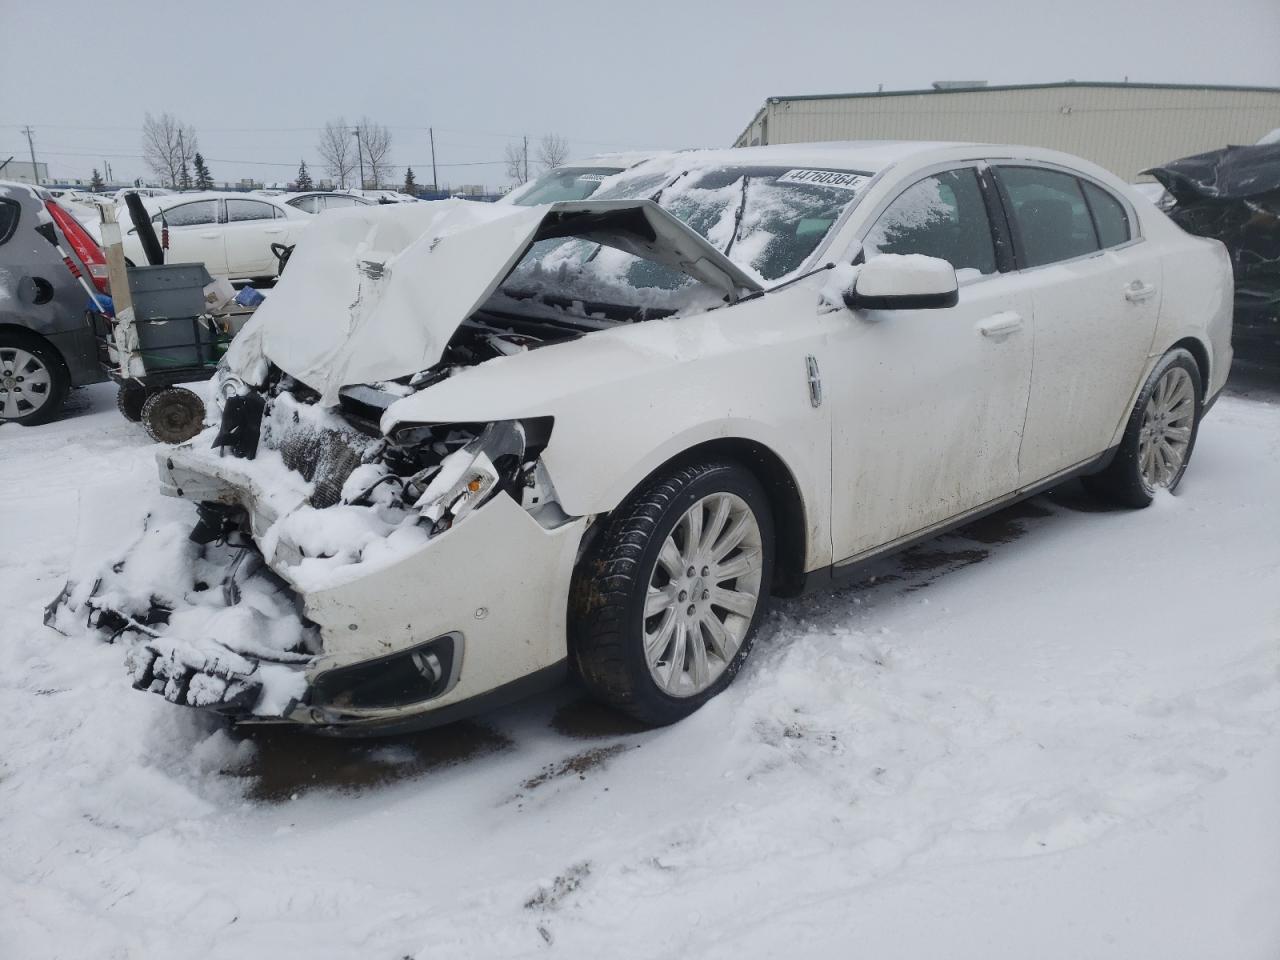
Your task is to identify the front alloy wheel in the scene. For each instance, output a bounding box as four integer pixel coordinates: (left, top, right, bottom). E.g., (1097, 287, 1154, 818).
(571, 461, 774, 726)
(644, 492, 764, 698)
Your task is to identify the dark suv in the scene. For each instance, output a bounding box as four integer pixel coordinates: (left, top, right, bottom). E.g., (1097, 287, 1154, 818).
(0, 180, 108, 425)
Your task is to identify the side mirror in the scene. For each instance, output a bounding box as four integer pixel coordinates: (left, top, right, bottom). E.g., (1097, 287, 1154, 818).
(844, 254, 959, 310)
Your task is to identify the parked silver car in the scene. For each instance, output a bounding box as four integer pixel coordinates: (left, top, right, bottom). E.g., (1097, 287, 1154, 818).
(0, 181, 108, 425)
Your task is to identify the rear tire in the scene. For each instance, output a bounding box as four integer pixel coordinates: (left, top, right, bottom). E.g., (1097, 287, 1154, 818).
(142, 387, 206, 443)
(570, 461, 774, 726)
(1084, 348, 1202, 507)
(0, 332, 69, 426)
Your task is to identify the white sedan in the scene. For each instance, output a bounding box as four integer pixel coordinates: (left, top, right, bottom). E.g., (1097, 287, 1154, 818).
(121, 191, 372, 280)
(54, 141, 1232, 734)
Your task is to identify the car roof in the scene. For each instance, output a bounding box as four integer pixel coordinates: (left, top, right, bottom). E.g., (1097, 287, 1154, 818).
(610, 141, 1128, 192)
(278, 191, 369, 201)
(137, 191, 286, 213)
(0, 179, 43, 199)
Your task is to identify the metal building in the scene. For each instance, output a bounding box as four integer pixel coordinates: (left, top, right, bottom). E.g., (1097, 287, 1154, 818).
(0, 159, 49, 185)
(734, 81, 1280, 181)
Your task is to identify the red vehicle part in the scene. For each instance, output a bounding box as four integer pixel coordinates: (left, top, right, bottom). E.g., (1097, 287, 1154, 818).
(45, 200, 109, 294)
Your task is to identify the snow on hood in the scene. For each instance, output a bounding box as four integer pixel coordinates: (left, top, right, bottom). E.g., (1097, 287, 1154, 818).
(227, 198, 763, 405)
(226, 200, 548, 403)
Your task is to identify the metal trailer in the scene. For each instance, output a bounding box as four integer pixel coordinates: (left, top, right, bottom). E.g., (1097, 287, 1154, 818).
(95, 204, 254, 442)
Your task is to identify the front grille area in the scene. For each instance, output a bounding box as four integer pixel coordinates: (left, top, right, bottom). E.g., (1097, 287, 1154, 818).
(261, 409, 375, 509)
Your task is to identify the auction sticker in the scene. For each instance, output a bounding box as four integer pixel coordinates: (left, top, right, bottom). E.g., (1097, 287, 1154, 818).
(777, 169, 867, 191)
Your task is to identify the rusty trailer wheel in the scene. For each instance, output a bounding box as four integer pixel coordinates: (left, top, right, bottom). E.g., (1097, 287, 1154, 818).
(141, 387, 206, 443)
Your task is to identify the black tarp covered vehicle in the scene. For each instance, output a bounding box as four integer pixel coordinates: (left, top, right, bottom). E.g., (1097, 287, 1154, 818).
(1145, 143, 1280, 367)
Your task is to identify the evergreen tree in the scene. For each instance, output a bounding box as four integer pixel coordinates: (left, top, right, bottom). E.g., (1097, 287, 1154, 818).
(90, 168, 105, 192)
(193, 153, 214, 190)
(295, 159, 314, 191)
(178, 158, 192, 190)
(402, 166, 418, 196)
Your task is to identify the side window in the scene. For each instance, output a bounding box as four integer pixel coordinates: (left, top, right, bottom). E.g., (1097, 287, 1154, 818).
(154, 200, 219, 227)
(1081, 180, 1131, 248)
(864, 167, 997, 275)
(998, 166, 1099, 267)
(226, 199, 276, 222)
(322, 195, 360, 210)
(0, 199, 19, 245)
(290, 195, 323, 214)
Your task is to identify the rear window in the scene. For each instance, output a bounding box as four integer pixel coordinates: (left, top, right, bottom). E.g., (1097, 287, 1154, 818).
(0, 199, 18, 245)
(1081, 180, 1131, 248)
(226, 199, 276, 222)
(154, 200, 219, 227)
(998, 166, 1100, 267)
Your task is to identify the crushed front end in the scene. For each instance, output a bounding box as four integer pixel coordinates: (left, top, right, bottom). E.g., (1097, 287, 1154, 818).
(48, 363, 588, 735)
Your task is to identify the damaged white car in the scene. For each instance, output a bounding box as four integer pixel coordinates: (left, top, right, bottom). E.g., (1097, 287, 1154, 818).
(48, 142, 1233, 734)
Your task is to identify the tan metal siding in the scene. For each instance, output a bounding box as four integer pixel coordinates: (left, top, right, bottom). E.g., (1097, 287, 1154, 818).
(740, 87, 1280, 180)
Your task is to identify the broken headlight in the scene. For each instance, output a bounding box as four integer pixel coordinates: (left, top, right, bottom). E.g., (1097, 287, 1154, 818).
(404, 420, 528, 533)
(212, 356, 248, 412)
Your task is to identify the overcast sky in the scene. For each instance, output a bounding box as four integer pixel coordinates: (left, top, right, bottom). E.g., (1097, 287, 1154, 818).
(3, 0, 1278, 189)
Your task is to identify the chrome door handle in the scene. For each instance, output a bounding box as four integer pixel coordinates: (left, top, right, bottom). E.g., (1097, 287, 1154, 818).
(976, 311, 1024, 338)
(1125, 281, 1157, 302)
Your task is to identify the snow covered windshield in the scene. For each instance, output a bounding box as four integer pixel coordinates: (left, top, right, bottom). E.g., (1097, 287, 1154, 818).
(502, 162, 870, 309)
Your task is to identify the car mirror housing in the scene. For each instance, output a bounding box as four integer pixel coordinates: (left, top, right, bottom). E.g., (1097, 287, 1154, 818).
(844, 254, 959, 310)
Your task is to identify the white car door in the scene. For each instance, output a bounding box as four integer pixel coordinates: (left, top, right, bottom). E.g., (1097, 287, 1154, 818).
(152, 199, 227, 275)
(992, 165, 1162, 484)
(826, 165, 1036, 562)
(223, 198, 288, 278)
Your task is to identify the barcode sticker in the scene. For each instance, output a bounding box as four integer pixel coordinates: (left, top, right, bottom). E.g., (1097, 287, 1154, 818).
(777, 169, 867, 191)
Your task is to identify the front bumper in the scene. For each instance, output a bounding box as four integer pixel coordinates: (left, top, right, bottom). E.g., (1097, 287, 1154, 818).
(70, 443, 588, 734)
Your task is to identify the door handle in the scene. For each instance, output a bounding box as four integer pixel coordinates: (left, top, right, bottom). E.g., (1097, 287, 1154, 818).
(1124, 281, 1157, 302)
(198, 232, 220, 239)
(264, 227, 284, 235)
(976, 311, 1024, 338)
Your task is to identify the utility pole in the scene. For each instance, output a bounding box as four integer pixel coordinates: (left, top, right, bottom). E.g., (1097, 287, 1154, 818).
(22, 126, 38, 184)
(429, 126, 438, 194)
(522, 134, 528, 183)
(353, 125, 365, 190)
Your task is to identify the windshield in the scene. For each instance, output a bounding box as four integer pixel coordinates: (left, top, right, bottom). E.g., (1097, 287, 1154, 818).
(501, 162, 870, 311)
(513, 166, 626, 205)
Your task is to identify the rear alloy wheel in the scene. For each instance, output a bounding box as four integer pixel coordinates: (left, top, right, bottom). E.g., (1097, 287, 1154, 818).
(571, 461, 774, 726)
(141, 387, 206, 443)
(0, 335, 68, 426)
(1084, 348, 1202, 507)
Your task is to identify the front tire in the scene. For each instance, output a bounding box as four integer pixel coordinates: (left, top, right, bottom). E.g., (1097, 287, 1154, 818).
(1084, 348, 1202, 507)
(570, 461, 774, 726)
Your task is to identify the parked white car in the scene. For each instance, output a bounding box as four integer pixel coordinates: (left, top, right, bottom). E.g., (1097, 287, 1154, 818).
(53, 141, 1232, 735)
(279, 191, 375, 214)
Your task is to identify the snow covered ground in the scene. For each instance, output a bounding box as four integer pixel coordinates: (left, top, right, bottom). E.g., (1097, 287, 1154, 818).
(2, 381, 1279, 959)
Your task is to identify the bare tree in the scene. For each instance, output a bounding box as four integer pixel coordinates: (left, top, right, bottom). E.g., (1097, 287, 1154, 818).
(505, 139, 529, 185)
(536, 133, 570, 172)
(317, 118, 356, 189)
(356, 117, 392, 189)
(142, 112, 198, 188)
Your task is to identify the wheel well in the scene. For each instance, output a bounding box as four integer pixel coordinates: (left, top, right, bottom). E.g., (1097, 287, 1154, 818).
(0, 324, 70, 377)
(635, 438, 809, 598)
(1170, 337, 1210, 396)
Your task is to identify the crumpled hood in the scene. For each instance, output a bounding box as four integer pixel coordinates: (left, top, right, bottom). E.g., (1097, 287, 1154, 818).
(226, 198, 763, 405)
(226, 200, 548, 403)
